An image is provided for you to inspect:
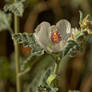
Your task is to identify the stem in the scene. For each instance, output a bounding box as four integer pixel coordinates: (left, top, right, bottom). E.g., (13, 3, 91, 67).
(18, 67, 30, 76)
(14, 0, 21, 92)
(49, 54, 60, 74)
(21, 54, 32, 71)
(57, 56, 70, 92)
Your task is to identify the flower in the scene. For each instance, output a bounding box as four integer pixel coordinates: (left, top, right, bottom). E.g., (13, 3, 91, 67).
(33, 19, 72, 53)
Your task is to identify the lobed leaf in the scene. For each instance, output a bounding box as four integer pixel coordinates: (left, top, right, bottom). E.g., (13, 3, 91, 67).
(63, 40, 80, 57)
(4, 1, 24, 16)
(12, 33, 44, 55)
(0, 10, 12, 31)
(26, 64, 58, 92)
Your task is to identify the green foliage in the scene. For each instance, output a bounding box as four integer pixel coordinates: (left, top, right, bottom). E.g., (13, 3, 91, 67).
(4, 1, 25, 17)
(63, 40, 80, 57)
(0, 10, 12, 31)
(12, 33, 44, 55)
(74, 30, 88, 41)
(26, 63, 58, 92)
(64, 29, 89, 57)
(79, 10, 83, 24)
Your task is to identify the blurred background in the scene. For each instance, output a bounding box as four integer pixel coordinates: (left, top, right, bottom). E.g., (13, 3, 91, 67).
(0, 0, 92, 92)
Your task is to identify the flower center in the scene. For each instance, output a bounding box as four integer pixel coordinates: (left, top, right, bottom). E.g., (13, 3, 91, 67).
(51, 32, 61, 43)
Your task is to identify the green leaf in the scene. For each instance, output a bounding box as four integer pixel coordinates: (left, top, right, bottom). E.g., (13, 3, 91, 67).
(63, 40, 80, 57)
(26, 63, 58, 92)
(4, 1, 24, 17)
(0, 10, 12, 31)
(79, 10, 83, 24)
(12, 33, 44, 55)
(74, 30, 88, 41)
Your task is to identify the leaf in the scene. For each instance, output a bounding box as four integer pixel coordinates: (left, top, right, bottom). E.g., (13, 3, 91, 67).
(4, 1, 24, 16)
(0, 10, 12, 31)
(63, 40, 80, 57)
(26, 63, 58, 92)
(47, 63, 57, 85)
(12, 33, 44, 55)
(74, 30, 88, 41)
(79, 10, 83, 24)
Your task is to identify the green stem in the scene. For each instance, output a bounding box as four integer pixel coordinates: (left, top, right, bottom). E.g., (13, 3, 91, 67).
(49, 54, 60, 74)
(13, 0, 21, 92)
(57, 56, 70, 92)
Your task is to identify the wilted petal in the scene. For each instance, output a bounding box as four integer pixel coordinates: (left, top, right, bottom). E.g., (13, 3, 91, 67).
(56, 19, 72, 41)
(34, 22, 50, 50)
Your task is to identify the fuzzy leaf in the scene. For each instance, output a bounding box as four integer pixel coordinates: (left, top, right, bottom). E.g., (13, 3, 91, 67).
(26, 64, 58, 92)
(4, 2, 24, 16)
(63, 40, 80, 57)
(74, 30, 88, 41)
(79, 10, 83, 24)
(12, 33, 44, 55)
(0, 10, 12, 31)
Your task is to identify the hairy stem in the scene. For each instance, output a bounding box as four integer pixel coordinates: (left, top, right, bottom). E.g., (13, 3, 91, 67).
(14, 0, 21, 92)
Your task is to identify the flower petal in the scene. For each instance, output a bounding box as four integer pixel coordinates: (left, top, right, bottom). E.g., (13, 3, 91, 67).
(56, 19, 72, 41)
(48, 25, 58, 41)
(51, 40, 66, 52)
(34, 22, 50, 50)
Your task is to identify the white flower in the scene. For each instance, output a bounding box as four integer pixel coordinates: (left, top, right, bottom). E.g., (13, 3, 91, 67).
(34, 19, 72, 53)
